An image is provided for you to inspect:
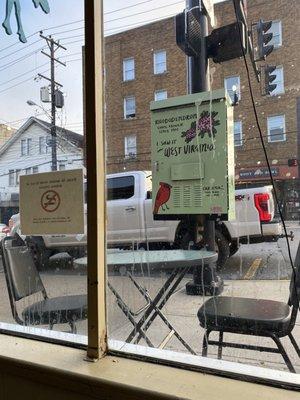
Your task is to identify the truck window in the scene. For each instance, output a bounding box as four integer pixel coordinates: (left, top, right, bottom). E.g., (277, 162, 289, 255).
(107, 176, 134, 200)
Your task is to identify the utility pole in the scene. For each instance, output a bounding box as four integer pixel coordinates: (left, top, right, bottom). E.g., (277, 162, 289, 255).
(39, 33, 66, 171)
(186, 0, 215, 253)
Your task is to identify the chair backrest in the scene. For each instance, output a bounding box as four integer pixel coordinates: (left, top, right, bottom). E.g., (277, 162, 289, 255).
(289, 240, 300, 308)
(2, 237, 46, 302)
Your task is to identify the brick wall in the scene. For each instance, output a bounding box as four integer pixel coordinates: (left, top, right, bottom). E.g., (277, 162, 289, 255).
(104, 0, 300, 185)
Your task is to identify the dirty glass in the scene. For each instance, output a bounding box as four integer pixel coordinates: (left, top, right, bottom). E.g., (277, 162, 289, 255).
(105, 0, 300, 384)
(0, 0, 87, 345)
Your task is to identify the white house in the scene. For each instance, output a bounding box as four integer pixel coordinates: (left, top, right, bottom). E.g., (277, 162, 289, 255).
(0, 117, 84, 224)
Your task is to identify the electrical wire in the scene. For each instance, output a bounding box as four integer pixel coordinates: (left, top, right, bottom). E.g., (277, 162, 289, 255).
(232, 0, 297, 292)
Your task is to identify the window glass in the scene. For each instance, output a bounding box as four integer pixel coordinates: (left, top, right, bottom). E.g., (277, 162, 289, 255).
(154, 50, 167, 74)
(234, 121, 243, 146)
(268, 115, 286, 142)
(124, 135, 137, 158)
(224, 76, 241, 103)
(271, 66, 284, 96)
(123, 58, 135, 81)
(155, 90, 168, 101)
(0, 0, 87, 346)
(269, 20, 282, 48)
(107, 176, 135, 200)
(124, 96, 136, 119)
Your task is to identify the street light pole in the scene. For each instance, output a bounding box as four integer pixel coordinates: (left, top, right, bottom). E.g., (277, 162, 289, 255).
(186, 0, 215, 253)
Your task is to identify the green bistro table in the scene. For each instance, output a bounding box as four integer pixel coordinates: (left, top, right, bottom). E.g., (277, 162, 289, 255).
(75, 249, 218, 354)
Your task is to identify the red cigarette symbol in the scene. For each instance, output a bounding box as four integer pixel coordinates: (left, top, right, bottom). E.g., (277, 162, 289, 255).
(41, 190, 60, 213)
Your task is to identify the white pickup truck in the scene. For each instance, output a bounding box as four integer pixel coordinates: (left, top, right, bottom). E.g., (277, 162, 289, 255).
(9, 170, 283, 269)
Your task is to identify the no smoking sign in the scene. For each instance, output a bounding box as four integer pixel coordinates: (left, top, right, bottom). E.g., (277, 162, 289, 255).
(41, 190, 61, 213)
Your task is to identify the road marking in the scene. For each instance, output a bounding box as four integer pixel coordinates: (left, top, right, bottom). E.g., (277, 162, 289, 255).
(243, 258, 262, 280)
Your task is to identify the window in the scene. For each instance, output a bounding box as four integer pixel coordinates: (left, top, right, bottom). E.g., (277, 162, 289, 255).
(123, 58, 135, 81)
(269, 20, 282, 48)
(124, 135, 137, 158)
(154, 50, 167, 74)
(8, 170, 14, 186)
(267, 115, 286, 142)
(234, 121, 243, 146)
(155, 90, 167, 101)
(224, 76, 241, 103)
(124, 96, 136, 119)
(32, 166, 38, 174)
(25, 167, 31, 175)
(21, 138, 31, 156)
(270, 66, 284, 96)
(107, 176, 135, 200)
(59, 163, 66, 171)
(15, 169, 21, 185)
(39, 136, 46, 154)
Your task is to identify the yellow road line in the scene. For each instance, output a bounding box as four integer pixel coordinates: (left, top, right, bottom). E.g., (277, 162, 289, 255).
(243, 258, 262, 280)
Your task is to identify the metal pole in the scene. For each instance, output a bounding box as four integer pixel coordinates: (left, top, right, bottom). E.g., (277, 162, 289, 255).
(186, 0, 215, 252)
(50, 39, 57, 171)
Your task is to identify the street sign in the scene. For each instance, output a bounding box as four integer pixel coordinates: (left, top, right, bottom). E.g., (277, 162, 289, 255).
(202, 0, 215, 27)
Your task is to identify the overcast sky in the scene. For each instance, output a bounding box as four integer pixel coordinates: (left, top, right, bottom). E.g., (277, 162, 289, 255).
(0, 0, 224, 134)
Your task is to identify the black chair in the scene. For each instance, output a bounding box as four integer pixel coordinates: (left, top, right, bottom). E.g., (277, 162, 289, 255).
(1, 236, 87, 334)
(198, 241, 300, 373)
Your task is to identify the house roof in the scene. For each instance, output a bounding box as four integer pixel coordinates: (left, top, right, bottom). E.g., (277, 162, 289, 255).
(0, 117, 83, 157)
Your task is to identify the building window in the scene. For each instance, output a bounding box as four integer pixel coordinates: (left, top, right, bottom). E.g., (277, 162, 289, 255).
(21, 138, 32, 156)
(8, 170, 14, 186)
(15, 169, 21, 185)
(234, 121, 243, 146)
(32, 166, 39, 174)
(39, 136, 46, 154)
(268, 115, 286, 142)
(155, 90, 168, 101)
(25, 167, 31, 175)
(154, 50, 167, 74)
(124, 135, 137, 159)
(269, 20, 282, 48)
(270, 66, 284, 96)
(124, 96, 136, 119)
(224, 76, 241, 104)
(123, 58, 135, 81)
(59, 163, 66, 171)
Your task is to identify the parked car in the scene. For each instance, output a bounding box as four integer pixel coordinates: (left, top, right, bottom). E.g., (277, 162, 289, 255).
(9, 171, 283, 269)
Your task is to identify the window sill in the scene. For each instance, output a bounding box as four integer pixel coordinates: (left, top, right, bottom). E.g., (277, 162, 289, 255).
(0, 334, 299, 400)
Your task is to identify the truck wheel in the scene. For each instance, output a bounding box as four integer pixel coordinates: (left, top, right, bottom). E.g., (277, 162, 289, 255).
(229, 240, 239, 256)
(26, 237, 53, 270)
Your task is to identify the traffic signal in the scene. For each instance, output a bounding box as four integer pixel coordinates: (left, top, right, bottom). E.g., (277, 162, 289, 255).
(257, 19, 274, 60)
(288, 159, 298, 167)
(265, 65, 277, 95)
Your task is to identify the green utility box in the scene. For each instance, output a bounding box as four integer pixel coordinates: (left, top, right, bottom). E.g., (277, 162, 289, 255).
(151, 89, 235, 220)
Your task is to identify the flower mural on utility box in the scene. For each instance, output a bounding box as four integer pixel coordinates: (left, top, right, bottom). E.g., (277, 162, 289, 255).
(181, 110, 220, 143)
(2, 0, 50, 43)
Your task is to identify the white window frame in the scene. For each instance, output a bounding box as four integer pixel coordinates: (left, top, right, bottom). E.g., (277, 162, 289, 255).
(267, 115, 286, 142)
(21, 138, 31, 156)
(124, 96, 136, 119)
(224, 76, 241, 103)
(234, 121, 243, 147)
(270, 66, 284, 96)
(59, 163, 66, 171)
(124, 135, 137, 159)
(32, 166, 39, 174)
(123, 58, 135, 81)
(153, 50, 167, 75)
(269, 20, 282, 49)
(155, 90, 168, 101)
(8, 170, 14, 186)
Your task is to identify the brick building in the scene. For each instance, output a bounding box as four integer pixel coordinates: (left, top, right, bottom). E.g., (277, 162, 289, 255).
(104, 0, 300, 218)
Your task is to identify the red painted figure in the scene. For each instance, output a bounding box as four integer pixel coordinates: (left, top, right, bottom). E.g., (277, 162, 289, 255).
(154, 182, 172, 214)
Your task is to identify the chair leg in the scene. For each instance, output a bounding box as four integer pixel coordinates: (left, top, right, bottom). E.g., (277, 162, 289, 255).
(271, 334, 296, 373)
(288, 333, 300, 358)
(202, 330, 211, 357)
(218, 332, 223, 360)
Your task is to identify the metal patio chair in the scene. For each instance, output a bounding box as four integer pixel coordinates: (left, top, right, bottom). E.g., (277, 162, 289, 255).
(198, 241, 300, 373)
(1, 236, 87, 334)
